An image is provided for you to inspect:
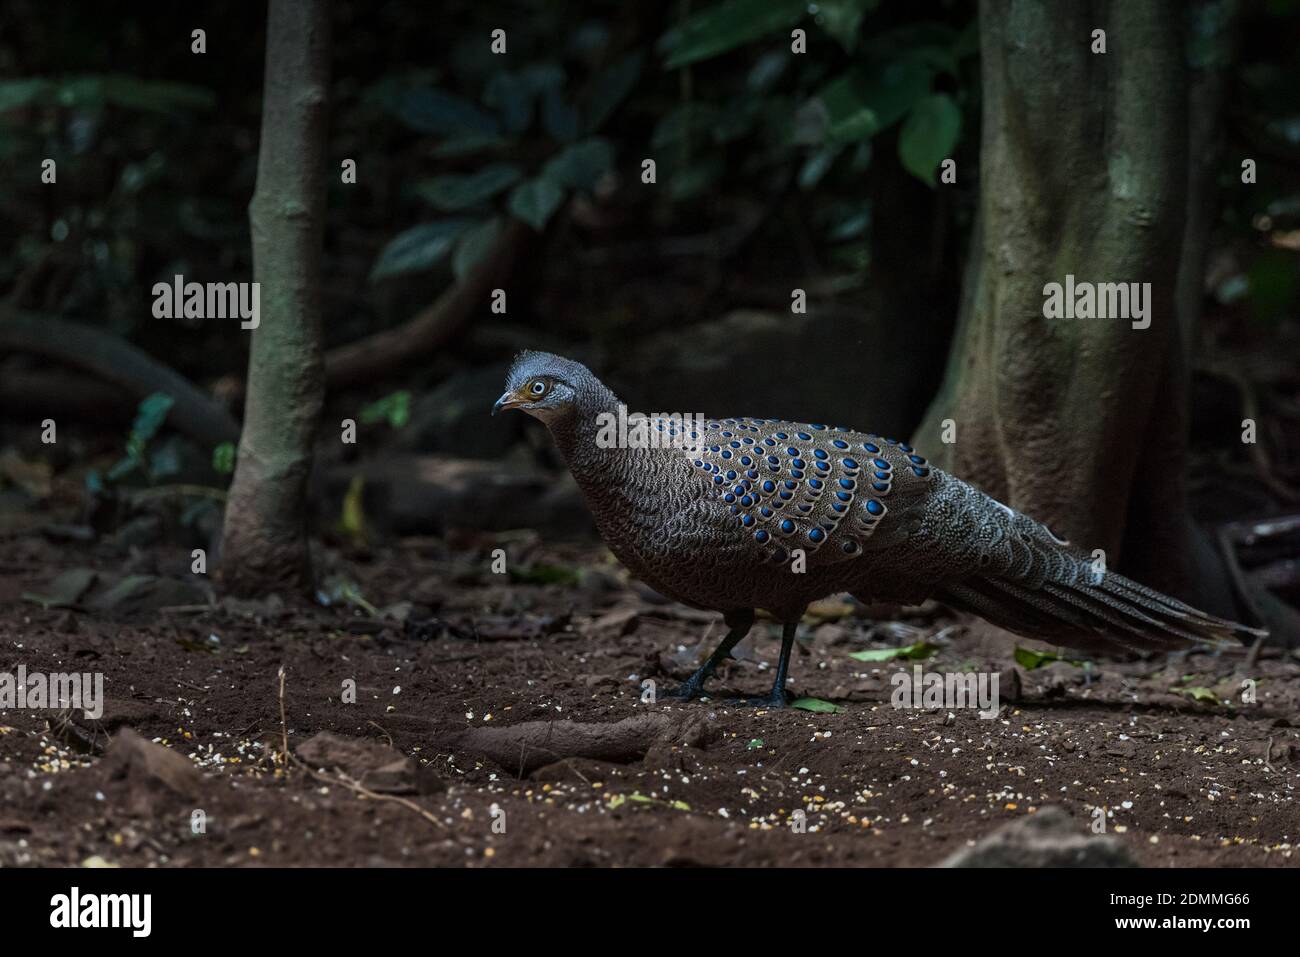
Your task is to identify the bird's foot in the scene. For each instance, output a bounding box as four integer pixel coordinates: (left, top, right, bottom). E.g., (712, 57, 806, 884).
(733, 686, 793, 709)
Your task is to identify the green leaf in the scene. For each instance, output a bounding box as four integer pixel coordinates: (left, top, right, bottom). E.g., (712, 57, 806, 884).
(42, 75, 214, 114)
(415, 163, 522, 210)
(583, 52, 644, 133)
(1013, 646, 1090, 670)
(540, 87, 580, 142)
(369, 219, 475, 281)
(22, 568, 97, 610)
(798, 145, 843, 190)
(452, 217, 502, 279)
(815, 0, 879, 52)
(848, 641, 939, 662)
(825, 202, 871, 241)
(791, 697, 845, 714)
(799, 58, 935, 145)
(665, 155, 726, 202)
(99, 76, 215, 113)
(541, 138, 614, 190)
(1013, 647, 1057, 670)
(898, 93, 960, 186)
(483, 72, 536, 134)
(0, 78, 52, 113)
(746, 738, 765, 750)
(661, 0, 807, 70)
(508, 177, 566, 231)
(148, 437, 183, 480)
(1176, 686, 1221, 705)
(126, 392, 175, 461)
(0, 75, 214, 114)
(106, 456, 140, 482)
(212, 441, 236, 475)
(359, 390, 412, 428)
(387, 88, 500, 136)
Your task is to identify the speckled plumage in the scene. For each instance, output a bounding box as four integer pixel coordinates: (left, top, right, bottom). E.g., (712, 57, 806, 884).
(495, 352, 1264, 706)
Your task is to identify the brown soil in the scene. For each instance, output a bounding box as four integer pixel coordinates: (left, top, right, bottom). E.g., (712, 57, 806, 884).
(1, 530, 1298, 867)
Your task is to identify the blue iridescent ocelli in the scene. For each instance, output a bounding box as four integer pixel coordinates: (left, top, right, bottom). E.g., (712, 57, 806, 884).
(808, 527, 825, 542)
(865, 499, 883, 515)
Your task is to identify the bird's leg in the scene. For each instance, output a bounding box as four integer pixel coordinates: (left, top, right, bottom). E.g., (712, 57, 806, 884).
(663, 609, 754, 702)
(750, 620, 798, 708)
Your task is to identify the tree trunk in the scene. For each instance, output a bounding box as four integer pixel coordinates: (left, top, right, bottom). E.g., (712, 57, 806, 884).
(914, 0, 1193, 596)
(220, 0, 330, 597)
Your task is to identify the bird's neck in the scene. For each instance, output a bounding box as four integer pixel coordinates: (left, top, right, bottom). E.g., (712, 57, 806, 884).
(549, 390, 672, 510)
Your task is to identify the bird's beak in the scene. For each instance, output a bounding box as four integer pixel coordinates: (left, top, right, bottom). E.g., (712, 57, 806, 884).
(492, 391, 522, 416)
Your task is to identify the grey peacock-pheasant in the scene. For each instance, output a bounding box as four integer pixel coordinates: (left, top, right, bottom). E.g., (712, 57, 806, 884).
(494, 351, 1265, 707)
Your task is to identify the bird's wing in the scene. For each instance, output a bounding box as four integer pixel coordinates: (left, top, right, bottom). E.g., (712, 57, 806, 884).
(690, 417, 935, 569)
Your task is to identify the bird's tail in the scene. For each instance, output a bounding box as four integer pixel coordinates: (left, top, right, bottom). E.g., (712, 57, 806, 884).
(939, 570, 1264, 655)
(931, 501, 1267, 655)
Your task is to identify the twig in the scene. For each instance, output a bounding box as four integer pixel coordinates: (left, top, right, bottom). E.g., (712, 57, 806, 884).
(290, 754, 446, 830)
(275, 667, 445, 830)
(277, 665, 289, 768)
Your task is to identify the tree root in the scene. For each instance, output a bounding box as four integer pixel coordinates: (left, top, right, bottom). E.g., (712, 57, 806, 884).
(0, 307, 239, 447)
(450, 712, 712, 777)
(323, 218, 530, 390)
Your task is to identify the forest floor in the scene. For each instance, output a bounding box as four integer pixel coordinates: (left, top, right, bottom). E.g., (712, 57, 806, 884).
(1, 528, 1298, 868)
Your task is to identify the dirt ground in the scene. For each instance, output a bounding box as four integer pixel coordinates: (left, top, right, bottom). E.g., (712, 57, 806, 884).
(1, 528, 1298, 868)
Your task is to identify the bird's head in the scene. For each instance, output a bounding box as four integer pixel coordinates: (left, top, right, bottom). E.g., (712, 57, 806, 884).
(492, 351, 603, 426)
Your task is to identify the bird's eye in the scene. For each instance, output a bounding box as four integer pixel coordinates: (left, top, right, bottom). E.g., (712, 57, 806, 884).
(529, 380, 547, 396)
